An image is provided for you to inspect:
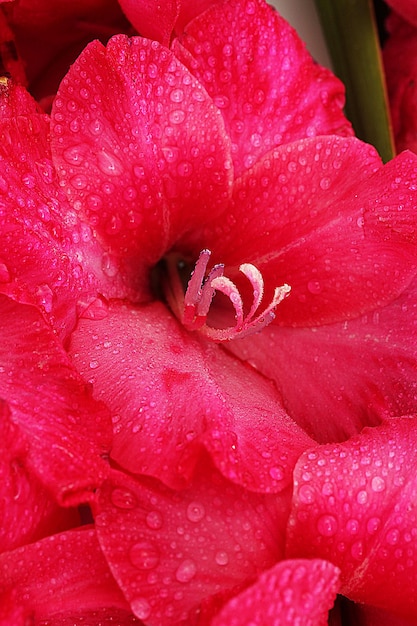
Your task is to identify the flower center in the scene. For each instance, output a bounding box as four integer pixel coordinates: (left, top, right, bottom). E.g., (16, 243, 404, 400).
(163, 249, 290, 341)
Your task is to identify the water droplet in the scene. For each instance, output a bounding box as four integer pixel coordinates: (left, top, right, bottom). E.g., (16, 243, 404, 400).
(175, 559, 197, 583)
(386, 528, 400, 545)
(356, 490, 368, 504)
(101, 252, 119, 277)
(307, 280, 322, 294)
(131, 597, 151, 620)
(317, 514, 338, 537)
(351, 540, 364, 560)
(0, 260, 10, 282)
(177, 161, 193, 177)
(146, 511, 163, 529)
(169, 109, 186, 124)
(129, 541, 160, 570)
(111, 488, 137, 509)
(269, 465, 284, 481)
(371, 476, 386, 492)
(320, 177, 330, 190)
(89, 360, 99, 369)
(97, 150, 123, 176)
(215, 551, 229, 566)
(186, 502, 205, 523)
(298, 484, 315, 504)
(78, 297, 109, 320)
(367, 517, 381, 534)
(36, 283, 54, 313)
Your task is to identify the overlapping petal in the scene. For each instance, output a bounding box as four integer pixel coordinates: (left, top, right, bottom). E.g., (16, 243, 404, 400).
(0, 527, 137, 623)
(95, 460, 291, 624)
(172, 0, 352, 178)
(69, 299, 314, 492)
(286, 417, 417, 620)
(0, 295, 112, 505)
(0, 104, 115, 337)
(181, 137, 417, 328)
(384, 0, 417, 29)
(227, 274, 417, 442)
(51, 34, 232, 300)
(210, 559, 340, 626)
(0, 400, 80, 552)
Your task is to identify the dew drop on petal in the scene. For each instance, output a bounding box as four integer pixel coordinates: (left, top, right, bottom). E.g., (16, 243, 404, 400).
(371, 476, 386, 492)
(351, 540, 364, 560)
(110, 488, 137, 510)
(356, 490, 368, 504)
(186, 502, 205, 523)
(298, 485, 315, 504)
(175, 559, 197, 583)
(386, 528, 400, 545)
(269, 466, 284, 481)
(131, 597, 151, 620)
(129, 541, 160, 570)
(146, 511, 163, 529)
(317, 514, 338, 537)
(367, 517, 381, 534)
(215, 551, 229, 566)
(307, 280, 322, 294)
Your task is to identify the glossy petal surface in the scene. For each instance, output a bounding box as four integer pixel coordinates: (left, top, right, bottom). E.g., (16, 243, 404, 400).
(51, 34, 232, 299)
(173, 0, 352, 178)
(0, 400, 79, 552)
(286, 418, 417, 619)
(227, 274, 417, 442)
(69, 300, 313, 492)
(95, 461, 291, 624)
(0, 107, 110, 338)
(0, 528, 135, 622)
(182, 138, 417, 327)
(211, 559, 340, 626)
(0, 295, 111, 505)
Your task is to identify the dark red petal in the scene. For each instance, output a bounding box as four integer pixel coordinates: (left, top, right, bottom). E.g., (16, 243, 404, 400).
(0, 9, 26, 85)
(172, 0, 352, 178)
(286, 417, 417, 620)
(95, 461, 291, 624)
(226, 274, 417, 443)
(384, 0, 417, 28)
(0, 528, 135, 622)
(0, 110, 112, 339)
(342, 602, 417, 626)
(69, 300, 313, 493)
(51, 35, 232, 300)
(182, 137, 417, 327)
(211, 559, 340, 626)
(0, 295, 112, 505)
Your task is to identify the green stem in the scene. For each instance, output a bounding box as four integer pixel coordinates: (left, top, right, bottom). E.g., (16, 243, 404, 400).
(314, 0, 395, 162)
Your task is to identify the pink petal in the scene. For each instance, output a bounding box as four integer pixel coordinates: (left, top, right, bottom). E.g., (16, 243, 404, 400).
(226, 274, 417, 443)
(172, 0, 352, 178)
(51, 35, 232, 300)
(0, 295, 112, 505)
(0, 399, 80, 552)
(69, 299, 313, 492)
(118, 0, 179, 47)
(0, 107, 113, 339)
(211, 559, 340, 626)
(286, 417, 417, 620)
(182, 137, 417, 327)
(95, 461, 291, 624)
(0, 527, 136, 622)
(0, 80, 41, 118)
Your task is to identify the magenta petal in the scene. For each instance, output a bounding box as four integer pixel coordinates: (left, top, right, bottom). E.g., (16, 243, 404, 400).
(0, 295, 112, 505)
(118, 0, 179, 46)
(95, 462, 291, 624)
(69, 300, 313, 492)
(187, 137, 417, 327)
(0, 400, 79, 552)
(0, 528, 134, 622)
(227, 274, 417, 442)
(0, 80, 41, 118)
(210, 559, 340, 626)
(51, 35, 232, 298)
(172, 0, 352, 178)
(286, 417, 417, 619)
(0, 108, 111, 338)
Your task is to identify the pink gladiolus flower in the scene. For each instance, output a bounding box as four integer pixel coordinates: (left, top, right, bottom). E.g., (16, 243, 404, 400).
(2, 0, 417, 623)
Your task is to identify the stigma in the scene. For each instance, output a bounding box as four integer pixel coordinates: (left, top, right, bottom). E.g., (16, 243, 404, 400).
(165, 249, 290, 342)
